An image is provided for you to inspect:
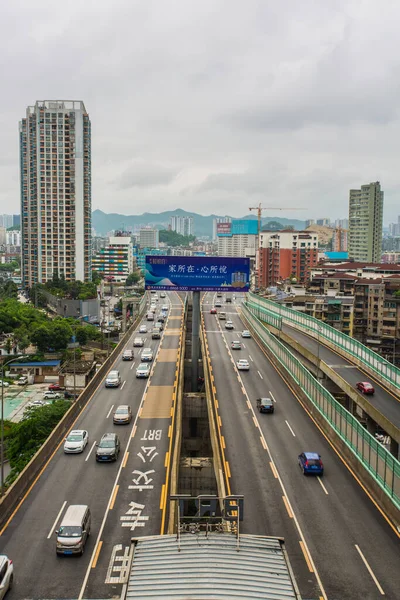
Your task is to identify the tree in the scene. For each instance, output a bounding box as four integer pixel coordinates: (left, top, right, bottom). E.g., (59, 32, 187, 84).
(159, 229, 196, 247)
(31, 325, 52, 352)
(92, 270, 103, 284)
(125, 271, 140, 286)
(76, 326, 88, 346)
(51, 320, 73, 350)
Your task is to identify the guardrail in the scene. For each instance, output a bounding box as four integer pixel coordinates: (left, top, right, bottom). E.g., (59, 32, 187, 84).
(248, 292, 400, 394)
(0, 300, 147, 532)
(241, 302, 400, 523)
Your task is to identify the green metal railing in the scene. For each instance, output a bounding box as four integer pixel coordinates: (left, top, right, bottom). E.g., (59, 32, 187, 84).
(242, 302, 400, 510)
(247, 292, 400, 390)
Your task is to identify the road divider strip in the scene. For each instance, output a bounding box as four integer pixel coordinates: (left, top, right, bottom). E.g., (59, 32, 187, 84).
(109, 485, 119, 510)
(91, 540, 103, 569)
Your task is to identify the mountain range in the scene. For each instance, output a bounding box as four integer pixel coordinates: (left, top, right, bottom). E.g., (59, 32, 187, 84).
(92, 208, 306, 238)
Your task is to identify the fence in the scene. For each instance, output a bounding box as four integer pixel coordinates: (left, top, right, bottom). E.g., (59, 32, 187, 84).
(242, 302, 400, 512)
(248, 292, 400, 391)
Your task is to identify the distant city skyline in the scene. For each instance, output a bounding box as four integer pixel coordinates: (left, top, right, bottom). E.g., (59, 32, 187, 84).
(1, 3, 400, 222)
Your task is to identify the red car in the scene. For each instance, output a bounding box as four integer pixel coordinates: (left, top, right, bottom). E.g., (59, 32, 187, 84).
(48, 383, 62, 391)
(210, 308, 217, 314)
(356, 381, 375, 395)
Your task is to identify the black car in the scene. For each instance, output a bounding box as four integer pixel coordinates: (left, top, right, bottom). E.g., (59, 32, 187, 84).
(256, 398, 274, 413)
(96, 433, 120, 462)
(64, 391, 80, 399)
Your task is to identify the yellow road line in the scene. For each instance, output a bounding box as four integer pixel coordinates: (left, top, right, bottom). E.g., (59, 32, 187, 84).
(168, 424, 172, 437)
(282, 495, 293, 518)
(131, 425, 137, 438)
(226, 461, 231, 478)
(164, 452, 169, 467)
(299, 540, 314, 573)
(252, 415, 258, 427)
(109, 485, 119, 510)
(269, 461, 278, 478)
(260, 436, 267, 450)
(91, 540, 103, 568)
(215, 399, 219, 408)
(221, 435, 226, 449)
(122, 452, 129, 468)
(218, 415, 222, 427)
(160, 484, 166, 509)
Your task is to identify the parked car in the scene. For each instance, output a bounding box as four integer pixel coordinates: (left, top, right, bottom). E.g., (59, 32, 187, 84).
(133, 337, 144, 347)
(210, 308, 217, 314)
(43, 391, 61, 400)
(237, 359, 250, 371)
(141, 348, 154, 362)
(113, 405, 132, 425)
(96, 433, 120, 462)
(139, 324, 147, 333)
(64, 390, 80, 400)
(48, 383, 63, 391)
(64, 430, 89, 454)
(136, 363, 151, 378)
(0, 555, 13, 597)
(122, 349, 134, 361)
(225, 320, 234, 330)
(17, 376, 28, 386)
(231, 341, 241, 350)
(0, 381, 10, 388)
(256, 398, 274, 414)
(28, 400, 47, 407)
(241, 330, 251, 338)
(356, 381, 375, 395)
(298, 452, 324, 476)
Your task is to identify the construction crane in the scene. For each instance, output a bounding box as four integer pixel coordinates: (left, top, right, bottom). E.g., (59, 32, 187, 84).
(249, 203, 306, 236)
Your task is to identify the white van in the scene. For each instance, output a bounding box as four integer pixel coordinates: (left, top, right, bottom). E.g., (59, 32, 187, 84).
(147, 311, 154, 321)
(56, 505, 91, 556)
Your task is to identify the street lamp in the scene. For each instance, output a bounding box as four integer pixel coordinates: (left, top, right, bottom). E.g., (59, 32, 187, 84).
(1, 356, 20, 497)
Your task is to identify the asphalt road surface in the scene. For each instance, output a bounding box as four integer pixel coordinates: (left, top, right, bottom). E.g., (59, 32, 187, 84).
(0, 292, 183, 600)
(203, 291, 400, 600)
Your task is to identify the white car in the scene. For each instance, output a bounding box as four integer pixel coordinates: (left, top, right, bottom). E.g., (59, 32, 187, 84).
(43, 391, 61, 400)
(136, 363, 151, 378)
(0, 380, 9, 387)
(241, 330, 251, 338)
(237, 359, 250, 371)
(0, 555, 13, 598)
(139, 324, 147, 333)
(28, 400, 47, 407)
(141, 348, 154, 361)
(64, 430, 89, 454)
(133, 337, 144, 347)
(225, 321, 234, 330)
(160, 292, 166, 298)
(162, 305, 169, 312)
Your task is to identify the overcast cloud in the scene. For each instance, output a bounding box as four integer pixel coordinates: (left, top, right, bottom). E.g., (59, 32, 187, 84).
(1, 0, 400, 222)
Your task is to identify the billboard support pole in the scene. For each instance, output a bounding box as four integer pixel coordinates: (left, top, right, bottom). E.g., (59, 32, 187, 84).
(191, 291, 200, 391)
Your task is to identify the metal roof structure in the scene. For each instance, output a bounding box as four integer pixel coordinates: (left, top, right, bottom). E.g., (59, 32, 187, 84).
(126, 533, 300, 599)
(8, 360, 61, 367)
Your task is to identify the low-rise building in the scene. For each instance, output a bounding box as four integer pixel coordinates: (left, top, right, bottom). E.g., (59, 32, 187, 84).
(279, 294, 354, 336)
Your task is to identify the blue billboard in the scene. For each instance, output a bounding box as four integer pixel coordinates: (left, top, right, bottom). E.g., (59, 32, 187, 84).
(145, 256, 250, 292)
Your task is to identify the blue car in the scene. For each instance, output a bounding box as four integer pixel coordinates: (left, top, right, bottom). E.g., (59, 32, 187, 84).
(298, 452, 324, 476)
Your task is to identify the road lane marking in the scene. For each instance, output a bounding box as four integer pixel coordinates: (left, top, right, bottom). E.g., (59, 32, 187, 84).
(85, 441, 97, 462)
(269, 461, 278, 478)
(282, 496, 293, 519)
(252, 415, 258, 427)
(131, 425, 137, 438)
(221, 435, 226, 449)
(160, 484, 166, 509)
(317, 476, 329, 495)
(168, 424, 172, 437)
(218, 415, 222, 427)
(242, 343, 246, 348)
(122, 452, 129, 468)
(260, 436, 267, 450)
(257, 370, 263, 379)
(246, 399, 251, 409)
(106, 405, 115, 419)
(91, 540, 103, 569)
(269, 391, 276, 403)
(109, 485, 119, 510)
(130, 362, 135, 370)
(299, 541, 314, 573)
(121, 380, 126, 390)
(164, 452, 169, 467)
(47, 500, 67, 538)
(225, 461, 231, 478)
(249, 355, 253, 361)
(285, 420, 296, 437)
(355, 545, 385, 595)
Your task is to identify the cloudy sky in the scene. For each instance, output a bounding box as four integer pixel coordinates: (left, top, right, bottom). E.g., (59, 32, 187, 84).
(1, 0, 400, 223)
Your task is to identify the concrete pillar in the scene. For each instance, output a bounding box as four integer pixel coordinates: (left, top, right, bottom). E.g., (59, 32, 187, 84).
(365, 415, 376, 436)
(122, 301, 127, 333)
(191, 291, 200, 392)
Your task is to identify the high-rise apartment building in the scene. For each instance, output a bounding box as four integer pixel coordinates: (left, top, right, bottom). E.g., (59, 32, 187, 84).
(20, 100, 91, 288)
(0, 214, 14, 228)
(258, 230, 319, 288)
(217, 219, 257, 257)
(213, 216, 232, 241)
(92, 236, 134, 282)
(348, 182, 383, 263)
(139, 228, 159, 249)
(170, 215, 194, 237)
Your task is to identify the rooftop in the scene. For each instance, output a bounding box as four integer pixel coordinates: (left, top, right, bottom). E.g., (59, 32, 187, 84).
(126, 533, 300, 599)
(8, 360, 61, 368)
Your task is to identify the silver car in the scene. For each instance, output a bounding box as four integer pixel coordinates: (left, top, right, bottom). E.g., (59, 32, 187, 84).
(136, 363, 151, 378)
(64, 430, 89, 454)
(0, 555, 13, 598)
(141, 348, 154, 362)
